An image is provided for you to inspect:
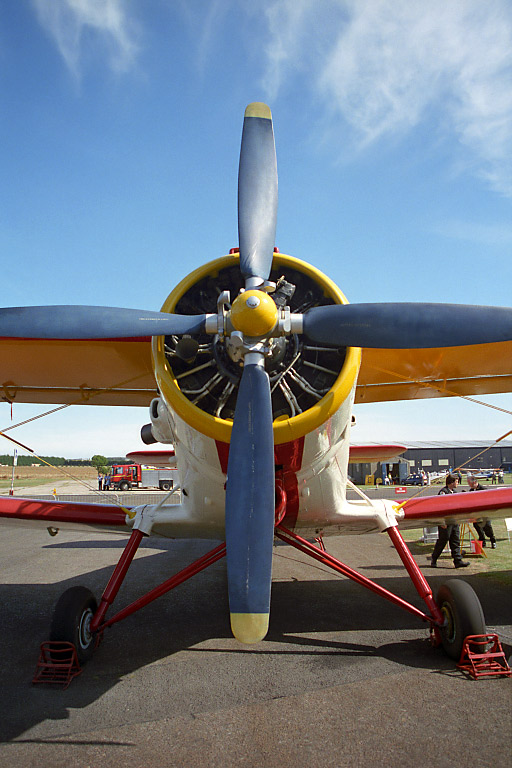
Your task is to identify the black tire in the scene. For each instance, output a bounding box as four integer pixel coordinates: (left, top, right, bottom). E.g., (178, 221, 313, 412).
(160, 481, 172, 491)
(50, 586, 98, 664)
(436, 579, 486, 660)
(119, 481, 130, 491)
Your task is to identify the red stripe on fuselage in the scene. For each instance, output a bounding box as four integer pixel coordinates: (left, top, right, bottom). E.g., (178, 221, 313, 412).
(215, 437, 305, 529)
(275, 438, 304, 529)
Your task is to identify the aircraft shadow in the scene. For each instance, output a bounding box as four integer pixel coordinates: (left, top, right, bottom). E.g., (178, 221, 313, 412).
(42, 538, 175, 551)
(0, 537, 510, 742)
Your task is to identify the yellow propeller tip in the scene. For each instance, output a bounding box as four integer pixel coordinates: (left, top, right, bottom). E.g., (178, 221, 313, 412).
(230, 612, 269, 643)
(245, 102, 272, 120)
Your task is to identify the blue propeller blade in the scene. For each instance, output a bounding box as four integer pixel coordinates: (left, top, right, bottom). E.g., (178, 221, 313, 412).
(225, 358, 275, 643)
(303, 303, 512, 348)
(0, 305, 207, 339)
(238, 103, 278, 283)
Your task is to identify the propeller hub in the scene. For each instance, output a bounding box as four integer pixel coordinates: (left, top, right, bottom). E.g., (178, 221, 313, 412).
(230, 290, 278, 337)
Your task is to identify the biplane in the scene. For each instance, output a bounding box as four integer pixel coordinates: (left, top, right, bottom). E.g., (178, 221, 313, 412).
(1, 103, 511, 667)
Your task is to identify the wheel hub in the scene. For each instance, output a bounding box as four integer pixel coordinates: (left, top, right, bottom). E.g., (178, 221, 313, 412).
(79, 608, 94, 650)
(441, 604, 455, 642)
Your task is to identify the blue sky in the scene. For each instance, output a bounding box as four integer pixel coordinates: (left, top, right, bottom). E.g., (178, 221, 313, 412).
(1, 0, 511, 459)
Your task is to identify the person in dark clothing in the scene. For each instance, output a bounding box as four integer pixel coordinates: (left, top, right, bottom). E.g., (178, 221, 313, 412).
(467, 474, 497, 548)
(430, 473, 469, 568)
(467, 475, 485, 492)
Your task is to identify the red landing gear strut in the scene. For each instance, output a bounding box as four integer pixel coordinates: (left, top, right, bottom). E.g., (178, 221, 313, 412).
(275, 523, 445, 642)
(274, 524, 492, 662)
(90, 521, 445, 650)
(54, 522, 445, 665)
(91, 531, 226, 635)
(49, 498, 484, 668)
(49, 529, 227, 665)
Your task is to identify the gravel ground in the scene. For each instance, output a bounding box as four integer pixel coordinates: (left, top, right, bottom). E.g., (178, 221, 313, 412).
(0, 517, 510, 768)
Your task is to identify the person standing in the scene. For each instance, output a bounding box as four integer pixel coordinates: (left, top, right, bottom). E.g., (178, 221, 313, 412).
(467, 474, 497, 548)
(430, 473, 469, 568)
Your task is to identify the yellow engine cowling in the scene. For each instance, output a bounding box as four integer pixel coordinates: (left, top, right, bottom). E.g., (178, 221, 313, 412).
(152, 253, 361, 446)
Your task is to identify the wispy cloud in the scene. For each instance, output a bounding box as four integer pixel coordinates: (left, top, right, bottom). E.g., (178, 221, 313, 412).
(432, 219, 512, 247)
(176, 0, 232, 76)
(262, 0, 512, 196)
(32, 0, 139, 78)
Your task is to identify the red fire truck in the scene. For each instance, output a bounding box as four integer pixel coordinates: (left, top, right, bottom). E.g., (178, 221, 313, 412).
(107, 463, 177, 492)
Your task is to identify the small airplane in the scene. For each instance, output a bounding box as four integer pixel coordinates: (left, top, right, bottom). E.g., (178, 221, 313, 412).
(1, 103, 511, 668)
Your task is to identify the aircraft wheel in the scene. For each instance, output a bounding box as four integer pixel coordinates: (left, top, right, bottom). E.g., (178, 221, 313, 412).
(50, 586, 98, 664)
(436, 580, 486, 660)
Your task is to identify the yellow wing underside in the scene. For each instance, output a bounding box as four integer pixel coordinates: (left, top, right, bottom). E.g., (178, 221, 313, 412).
(1, 338, 511, 408)
(0, 338, 157, 407)
(356, 341, 512, 403)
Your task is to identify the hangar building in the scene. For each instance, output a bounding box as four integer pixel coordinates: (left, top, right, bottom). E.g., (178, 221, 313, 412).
(402, 440, 512, 475)
(349, 440, 512, 485)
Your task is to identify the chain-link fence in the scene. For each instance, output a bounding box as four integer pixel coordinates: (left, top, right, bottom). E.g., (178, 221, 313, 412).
(1, 491, 181, 506)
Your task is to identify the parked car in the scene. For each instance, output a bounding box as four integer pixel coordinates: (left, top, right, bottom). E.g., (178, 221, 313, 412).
(404, 474, 423, 485)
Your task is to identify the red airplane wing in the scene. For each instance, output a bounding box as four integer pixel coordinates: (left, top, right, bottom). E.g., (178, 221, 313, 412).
(399, 488, 512, 529)
(348, 444, 406, 462)
(0, 496, 132, 534)
(125, 450, 176, 467)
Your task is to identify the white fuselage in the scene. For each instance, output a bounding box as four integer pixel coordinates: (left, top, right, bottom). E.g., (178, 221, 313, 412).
(141, 388, 400, 540)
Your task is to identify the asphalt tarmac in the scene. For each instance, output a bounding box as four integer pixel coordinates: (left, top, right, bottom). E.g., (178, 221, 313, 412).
(0, 522, 510, 767)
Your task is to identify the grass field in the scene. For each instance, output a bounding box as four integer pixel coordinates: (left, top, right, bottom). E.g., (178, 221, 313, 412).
(357, 474, 512, 490)
(0, 464, 96, 489)
(403, 519, 512, 586)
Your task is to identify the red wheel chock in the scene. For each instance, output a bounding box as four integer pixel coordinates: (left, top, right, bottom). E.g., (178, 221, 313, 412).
(457, 634, 511, 679)
(32, 641, 82, 689)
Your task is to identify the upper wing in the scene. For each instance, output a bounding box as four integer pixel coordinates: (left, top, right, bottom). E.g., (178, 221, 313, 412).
(349, 444, 407, 462)
(357, 341, 512, 403)
(126, 450, 177, 467)
(0, 338, 156, 406)
(0, 495, 133, 534)
(3, 338, 511, 408)
(398, 487, 512, 530)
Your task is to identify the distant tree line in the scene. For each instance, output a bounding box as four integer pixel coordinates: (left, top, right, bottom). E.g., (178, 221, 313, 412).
(0, 454, 67, 466)
(0, 454, 132, 467)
